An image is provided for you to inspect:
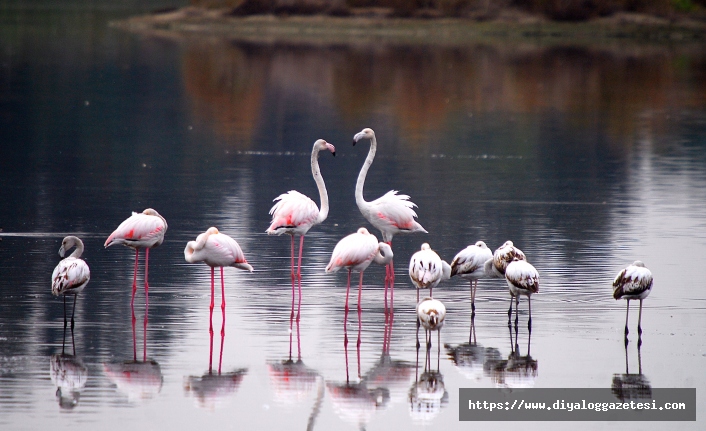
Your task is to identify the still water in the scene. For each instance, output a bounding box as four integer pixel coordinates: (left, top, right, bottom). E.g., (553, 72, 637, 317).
(1, 2, 706, 430)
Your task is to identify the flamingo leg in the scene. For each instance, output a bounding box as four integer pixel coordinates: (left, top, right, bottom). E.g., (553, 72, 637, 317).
(637, 299, 643, 336)
(209, 267, 215, 335)
(357, 271, 363, 349)
(70, 294, 77, 330)
(131, 304, 137, 362)
(131, 249, 139, 308)
(528, 296, 532, 332)
(507, 295, 513, 324)
(290, 235, 296, 280)
(383, 264, 389, 312)
(624, 299, 630, 336)
(143, 301, 148, 362)
(344, 269, 351, 347)
(514, 296, 519, 331)
(470, 280, 476, 314)
(218, 311, 225, 375)
(388, 254, 395, 309)
(63, 295, 68, 329)
(220, 267, 226, 337)
(296, 236, 304, 320)
(208, 320, 214, 374)
(144, 248, 150, 308)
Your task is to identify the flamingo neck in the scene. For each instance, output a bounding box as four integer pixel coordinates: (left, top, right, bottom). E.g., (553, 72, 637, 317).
(69, 238, 84, 258)
(312, 144, 329, 224)
(355, 134, 376, 209)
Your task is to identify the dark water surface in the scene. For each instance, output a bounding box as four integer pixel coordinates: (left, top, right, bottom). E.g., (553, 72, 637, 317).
(1, 2, 706, 430)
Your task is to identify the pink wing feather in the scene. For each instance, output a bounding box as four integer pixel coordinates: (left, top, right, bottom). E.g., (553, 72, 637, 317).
(266, 191, 320, 235)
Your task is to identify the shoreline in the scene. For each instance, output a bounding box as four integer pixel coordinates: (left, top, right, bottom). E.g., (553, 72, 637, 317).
(110, 6, 706, 46)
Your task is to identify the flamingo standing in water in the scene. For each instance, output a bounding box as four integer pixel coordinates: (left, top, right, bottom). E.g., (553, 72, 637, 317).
(613, 261, 653, 338)
(325, 228, 393, 329)
(505, 257, 539, 331)
(450, 241, 493, 313)
(267, 139, 336, 310)
(184, 227, 253, 346)
(104, 208, 167, 308)
(485, 240, 526, 279)
(409, 243, 451, 302)
(52, 236, 90, 329)
(352, 128, 427, 308)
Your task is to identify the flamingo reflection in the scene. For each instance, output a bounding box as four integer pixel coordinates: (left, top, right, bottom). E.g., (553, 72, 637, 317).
(267, 299, 323, 429)
(50, 328, 87, 410)
(103, 306, 163, 402)
(484, 323, 538, 390)
(184, 314, 247, 410)
(445, 314, 495, 382)
(611, 339, 652, 402)
(409, 324, 449, 423)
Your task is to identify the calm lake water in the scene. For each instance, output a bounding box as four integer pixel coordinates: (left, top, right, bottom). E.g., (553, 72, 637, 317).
(1, 2, 705, 430)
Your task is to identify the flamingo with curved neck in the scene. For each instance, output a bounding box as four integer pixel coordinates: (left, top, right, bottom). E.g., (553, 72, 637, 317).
(267, 139, 336, 312)
(352, 128, 427, 307)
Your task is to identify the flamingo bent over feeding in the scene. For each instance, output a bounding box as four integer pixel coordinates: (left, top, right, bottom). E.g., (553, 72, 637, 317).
(450, 241, 493, 313)
(184, 227, 253, 336)
(409, 243, 451, 302)
(352, 128, 427, 309)
(267, 139, 335, 311)
(417, 297, 446, 352)
(52, 236, 90, 329)
(505, 258, 539, 331)
(104, 208, 167, 308)
(613, 260, 653, 338)
(325, 227, 393, 333)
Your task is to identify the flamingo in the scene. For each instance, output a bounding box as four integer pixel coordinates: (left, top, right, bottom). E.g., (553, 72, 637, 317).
(613, 261, 653, 338)
(409, 243, 451, 302)
(450, 241, 493, 312)
(417, 297, 446, 354)
(505, 257, 539, 331)
(184, 227, 253, 348)
(52, 236, 90, 329)
(104, 208, 167, 308)
(325, 227, 393, 329)
(486, 240, 526, 278)
(267, 139, 336, 310)
(353, 128, 427, 308)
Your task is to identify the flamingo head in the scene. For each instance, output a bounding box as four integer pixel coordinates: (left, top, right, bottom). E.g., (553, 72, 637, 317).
(475, 240, 488, 249)
(206, 227, 219, 235)
(314, 139, 336, 157)
(58, 236, 77, 258)
(632, 260, 645, 267)
(352, 128, 375, 145)
(357, 227, 370, 235)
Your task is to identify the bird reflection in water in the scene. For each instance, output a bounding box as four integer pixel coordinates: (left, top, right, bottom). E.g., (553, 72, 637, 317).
(409, 320, 449, 423)
(446, 313, 497, 382)
(50, 327, 87, 410)
(612, 339, 651, 403)
(103, 306, 163, 402)
(484, 324, 538, 390)
(184, 309, 247, 410)
(267, 299, 323, 429)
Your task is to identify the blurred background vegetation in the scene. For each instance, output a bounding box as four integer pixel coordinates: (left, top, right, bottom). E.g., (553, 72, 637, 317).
(189, 0, 706, 21)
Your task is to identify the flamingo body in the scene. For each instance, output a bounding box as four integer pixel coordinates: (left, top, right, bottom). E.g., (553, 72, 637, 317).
(505, 259, 539, 298)
(417, 297, 446, 331)
(613, 261, 652, 301)
(325, 228, 393, 274)
(185, 227, 253, 271)
(451, 241, 493, 281)
(266, 190, 321, 236)
(52, 236, 90, 297)
(104, 209, 167, 250)
(490, 240, 526, 278)
(409, 243, 451, 299)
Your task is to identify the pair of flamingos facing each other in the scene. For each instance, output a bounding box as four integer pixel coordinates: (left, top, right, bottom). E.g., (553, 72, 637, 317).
(51, 128, 653, 338)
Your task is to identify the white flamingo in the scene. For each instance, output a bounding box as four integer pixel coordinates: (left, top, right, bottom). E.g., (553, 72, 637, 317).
(505, 258, 539, 330)
(325, 228, 393, 319)
(52, 236, 90, 329)
(409, 243, 451, 302)
(104, 208, 168, 308)
(613, 261, 653, 337)
(353, 128, 427, 307)
(450, 241, 493, 312)
(267, 139, 336, 307)
(417, 297, 446, 354)
(184, 227, 253, 337)
(486, 240, 526, 278)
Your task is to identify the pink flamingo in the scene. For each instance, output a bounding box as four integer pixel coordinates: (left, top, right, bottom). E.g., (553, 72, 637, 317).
(52, 236, 90, 329)
(325, 227, 393, 339)
(267, 139, 336, 310)
(104, 208, 168, 308)
(352, 128, 427, 309)
(184, 227, 253, 365)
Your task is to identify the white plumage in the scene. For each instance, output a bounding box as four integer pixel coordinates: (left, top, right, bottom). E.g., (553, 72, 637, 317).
(184, 227, 253, 271)
(505, 258, 539, 330)
(450, 241, 493, 310)
(417, 297, 446, 332)
(613, 260, 653, 337)
(51, 236, 90, 329)
(409, 243, 451, 301)
(488, 240, 526, 278)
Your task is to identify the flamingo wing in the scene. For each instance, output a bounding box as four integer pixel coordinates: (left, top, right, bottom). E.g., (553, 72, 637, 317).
(366, 190, 426, 234)
(210, 233, 253, 271)
(325, 232, 378, 273)
(52, 258, 90, 296)
(613, 265, 652, 299)
(105, 212, 166, 248)
(493, 243, 526, 275)
(267, 191, 320, 235)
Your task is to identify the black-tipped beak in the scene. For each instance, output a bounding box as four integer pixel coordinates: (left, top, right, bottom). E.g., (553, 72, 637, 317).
(352, 140, 357, 146)
(332, 151, 336, 157)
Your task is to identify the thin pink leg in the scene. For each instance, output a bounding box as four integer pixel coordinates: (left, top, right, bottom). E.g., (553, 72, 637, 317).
(143, 305, 148, 362)
(384, 264, 389, 311)
(131, 301, 137, 361)
(144, 248, 150, 308)
(344, 269, 351, 346)
(218, 309, 225, 375)
(296, 236, 304, 319)
(220, 267, 226, 337)
(209, 267, 215, 334)
(131, 249, 139, 308)
(208, 323, 214, 374)
(290, 235, 296, 280)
